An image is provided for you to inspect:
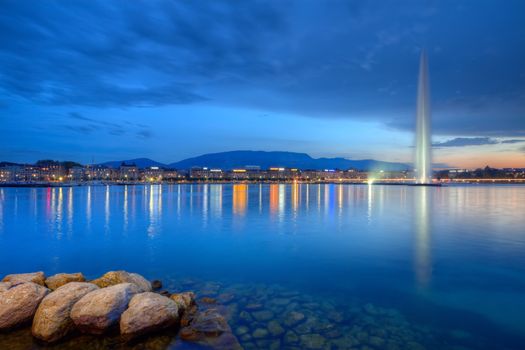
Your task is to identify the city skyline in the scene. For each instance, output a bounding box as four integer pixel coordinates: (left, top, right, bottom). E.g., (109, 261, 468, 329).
(1, 0, 524, 168)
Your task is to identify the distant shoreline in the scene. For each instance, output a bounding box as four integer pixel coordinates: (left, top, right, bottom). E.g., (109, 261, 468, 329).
(1, 179, 524, 188)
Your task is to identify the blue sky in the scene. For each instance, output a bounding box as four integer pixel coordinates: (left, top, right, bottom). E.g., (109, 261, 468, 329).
(1, 0, 524, 167)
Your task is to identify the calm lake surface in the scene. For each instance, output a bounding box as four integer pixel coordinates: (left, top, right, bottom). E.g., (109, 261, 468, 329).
(1, 184, 524, 349)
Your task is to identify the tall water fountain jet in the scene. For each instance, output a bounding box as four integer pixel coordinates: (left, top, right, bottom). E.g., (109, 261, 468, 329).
(415, 49, 432, 184)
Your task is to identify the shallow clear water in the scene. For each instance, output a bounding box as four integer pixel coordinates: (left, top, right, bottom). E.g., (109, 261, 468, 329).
(1, 184, 524, 349)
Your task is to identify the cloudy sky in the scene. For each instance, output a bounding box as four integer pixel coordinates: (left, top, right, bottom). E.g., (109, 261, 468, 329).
(1, 0, 524, 168)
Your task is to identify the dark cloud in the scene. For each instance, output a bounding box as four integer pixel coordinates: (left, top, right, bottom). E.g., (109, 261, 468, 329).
(0, 0, 524, 136)
(432, 137, 525, 147)
(433, 137, 498, 147)
(63, 112, 151, 139)
(501, 139, 525, 144)
(136, 129, 152, 139)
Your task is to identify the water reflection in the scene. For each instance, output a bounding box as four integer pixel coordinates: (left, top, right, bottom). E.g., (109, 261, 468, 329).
(147, 185, 162, 237)
(123, 185, 129, 230)
(232, 184, 248, 216)
(1, 184, 525, 350)
(269, 184, 279, 216)
(86, 186, 92, 230)
(414, 187, 432, 288)
(367, 183, 373, 223)
(202, 184, 208, 225)
(210, 184, 223, 219)
(67, 187, 73, 237)
(104, 186, 110, 234)
(291, 182, 299, 212)
(0, 189, 3, 232)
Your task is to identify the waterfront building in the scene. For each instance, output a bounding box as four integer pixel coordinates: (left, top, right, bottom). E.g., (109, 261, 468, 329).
(162, 169, 180, 181)
(268, 167, 287, 180)
(86, 165, 114, 181)
(68, 166, 85, 182)
(119, 162, 139, 181)
(231, 169, 249, 180)
(142, 166, 164, 182)
(190, 166, 210, 180)
(208, 169, 224, 180)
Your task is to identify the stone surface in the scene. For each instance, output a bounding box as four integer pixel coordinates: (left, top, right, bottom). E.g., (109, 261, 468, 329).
(267, 320, 285, 336)
(90, 271, 152, 292)
(245, 303, 263, 310)
(32, 282, 99, 342)
(45, 273, 85, 290)
(284, 330, 299, 344)
(200, 297, 217, 304)
(0, 282, 49, 330)
(70, 283, 140, 334)
(0, 282, 12, 294)
(217, 293, 235, 304)
(159, 290, 171, 297)
(252, 328, 269, 339)
(252, 310, 274, 322)
(170, 291, 195, 314)
(120, 292, 178, 338)
(300, 334, 326, 349)
(151, 280, 162, 290)
(236, 325, 249, 335)
(283, 311, 305, 327)
(179, 308, 241, 349)
(2, 272, 46, 286)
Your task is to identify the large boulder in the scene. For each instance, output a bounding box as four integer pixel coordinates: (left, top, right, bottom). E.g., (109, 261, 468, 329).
(0, 282, 12, 294)
(170, 291, 195, 315)
(120, 292, 179, 339)
(180, 308, 242, 349)
(45, 273, 85, 290)
(2, 272, 46, 286)
(70, 283, 140, 334)
(91, 271, 151, 292)
(0, 282, 49, 330)
(32, 282, 99, 342)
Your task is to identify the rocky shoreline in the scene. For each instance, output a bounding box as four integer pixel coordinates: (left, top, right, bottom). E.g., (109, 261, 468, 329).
(0, 271, 241, 349)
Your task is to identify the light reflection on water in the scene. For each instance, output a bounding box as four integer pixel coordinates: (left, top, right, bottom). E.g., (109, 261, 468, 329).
(415, 187, 431, 289)
(0, 184, 525, 348)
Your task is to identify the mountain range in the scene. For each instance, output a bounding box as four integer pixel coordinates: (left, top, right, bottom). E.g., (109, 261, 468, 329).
(100, 151, 409, 171)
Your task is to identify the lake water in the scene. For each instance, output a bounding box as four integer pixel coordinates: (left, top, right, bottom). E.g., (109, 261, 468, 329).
(1, 184, 524, 349)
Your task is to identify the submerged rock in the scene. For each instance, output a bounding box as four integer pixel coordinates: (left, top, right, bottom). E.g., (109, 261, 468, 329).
(252, 327, 269, 339)
(170, 291, 195, 315)
(120, 292, 178, 339)
(283, 311, 305, 327)
(252, 310, 274, 322)
(45, 273, 86, 291)
(70, 283, 140, 334)
(200, 297, 217, 304)
(2, 272, 46, 286)
(0, 282, 49, 330)
(239, 310, 254, 323)
(245, 303, 263, 311)
(267, 320, 285, 337)
(284, 330, 299, 344)
(181, 308, 229, 337)
(300, 333, 326, 349)
(91, 271, 152, 292)
(180, 308, 241, 349)
(32, 282, 99, 342)
(235, 325, 249, 336)
(369, 335, 386, 347)
(151, 280, 162, 290)
(180, 305, 198, 328)
(217, 293, 235, 304)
